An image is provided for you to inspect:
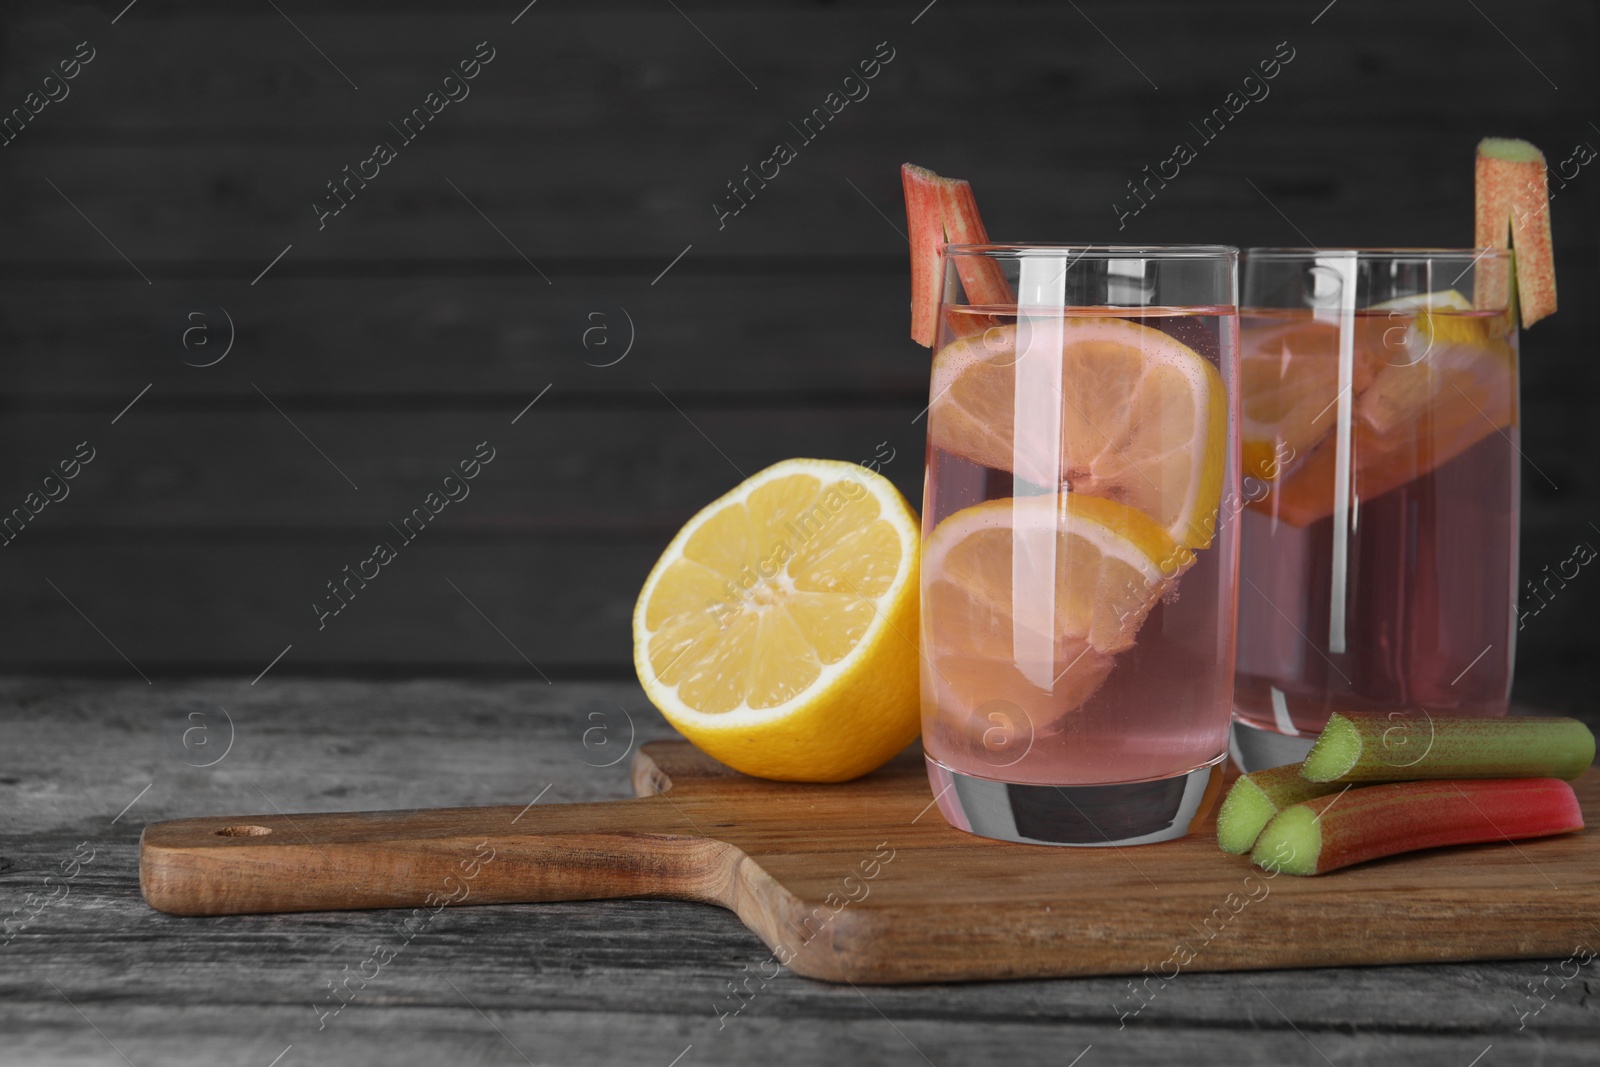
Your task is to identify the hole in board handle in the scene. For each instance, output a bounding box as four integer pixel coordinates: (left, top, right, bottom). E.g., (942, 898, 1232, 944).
(216, 825, 272, 837)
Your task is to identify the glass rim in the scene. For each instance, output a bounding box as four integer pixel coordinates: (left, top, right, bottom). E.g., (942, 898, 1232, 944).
(943, 243, 1238, 259)
(1244, 247, 1513, 262)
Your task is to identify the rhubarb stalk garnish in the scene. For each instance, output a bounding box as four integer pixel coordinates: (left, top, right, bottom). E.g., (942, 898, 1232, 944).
(1475, 137, 1557, 326)
(1251, 777, 1584, 876)
(902, 163, 1011, 346)
(1299, 713, 1595, 784)
(903, 164, 946, 347)
(1216, 764, 1343, 855)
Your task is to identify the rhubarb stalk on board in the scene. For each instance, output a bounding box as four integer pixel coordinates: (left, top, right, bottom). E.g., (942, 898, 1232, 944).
(1299, 712, 1595, 784)
(1251, 777, 1584, 876)
(1216, 764, 1343, 855)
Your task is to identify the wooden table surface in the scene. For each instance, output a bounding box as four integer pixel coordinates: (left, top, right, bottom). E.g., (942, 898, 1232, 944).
(4, 678, 1596, 1067)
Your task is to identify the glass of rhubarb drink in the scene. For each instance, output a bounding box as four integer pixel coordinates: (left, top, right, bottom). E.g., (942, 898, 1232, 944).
(1230, 249, 1520, 770)
(920, 245, 1241, 846)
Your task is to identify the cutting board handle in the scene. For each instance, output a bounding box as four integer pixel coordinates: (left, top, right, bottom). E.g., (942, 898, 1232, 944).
(140, 794, 717, 916)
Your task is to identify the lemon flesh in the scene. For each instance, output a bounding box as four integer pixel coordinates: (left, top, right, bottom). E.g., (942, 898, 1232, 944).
(633, 459, 921, 782)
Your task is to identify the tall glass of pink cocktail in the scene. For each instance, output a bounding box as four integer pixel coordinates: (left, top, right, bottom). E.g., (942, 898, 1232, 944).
(920, 246, 1241, 846)
(1231, 249, 1520, 770)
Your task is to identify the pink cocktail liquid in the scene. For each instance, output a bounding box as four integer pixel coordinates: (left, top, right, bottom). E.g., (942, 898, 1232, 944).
(920, 307, 1240, 787)
(1232, 307, 1519, 735)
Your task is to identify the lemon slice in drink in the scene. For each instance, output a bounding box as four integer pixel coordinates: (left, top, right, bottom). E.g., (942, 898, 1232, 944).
(1239, 317, 1379, 483)
(633, 458, 921, 782)
(1372, 287, 1513, 356)
(1358, 310, 1516, 436)
(928, 318, 1226, 549)
(1371, 289, 1473, 312)
(921, 493, 1184, 741)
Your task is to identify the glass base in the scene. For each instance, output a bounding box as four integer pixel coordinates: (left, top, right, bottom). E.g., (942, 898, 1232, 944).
(1229, 716, 1317, 773)
(923, 755, 1227, 847)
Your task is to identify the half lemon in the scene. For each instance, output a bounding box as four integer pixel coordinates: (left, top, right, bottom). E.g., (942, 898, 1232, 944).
(633, 459, 921, 782)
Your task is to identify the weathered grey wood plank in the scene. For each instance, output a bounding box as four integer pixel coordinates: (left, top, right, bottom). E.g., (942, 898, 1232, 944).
(0, 274, 927, 398)
(0, 542, 653, 672)
(0, 409, 923, 531)
(3, 266, 1596, 404)
(6, 1, 1592, 138)
(5, 1003, 1591, 1067)
(2, 0, 1594, 267)
(11, 139, 1600, 267)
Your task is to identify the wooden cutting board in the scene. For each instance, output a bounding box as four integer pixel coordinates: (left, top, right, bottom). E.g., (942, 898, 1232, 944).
(141, 741, 1600, 984)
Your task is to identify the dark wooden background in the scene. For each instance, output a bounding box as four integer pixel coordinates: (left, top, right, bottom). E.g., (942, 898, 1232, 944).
(0, 1, 1596, 694)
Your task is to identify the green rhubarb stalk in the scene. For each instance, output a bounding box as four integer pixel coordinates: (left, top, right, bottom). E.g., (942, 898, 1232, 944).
(1216, 764, 1343, 855)
(1252, 777, 1584, 876)
(1300, 712, 1595, 783)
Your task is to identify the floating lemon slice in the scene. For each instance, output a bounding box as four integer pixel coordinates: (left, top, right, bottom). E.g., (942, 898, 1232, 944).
(1373, 288, 1513, 356)
(1239, 294, 1513, 505)
(1358, 310, 1516, 437)
(1371, 289, 1473, 312)
(1240, 317, 1379, 483)
(928, 318, 1227, 549)
(1256, 302, 1517, 527)
(633, 458, 921, 782)
(920, 493, 1185, 739)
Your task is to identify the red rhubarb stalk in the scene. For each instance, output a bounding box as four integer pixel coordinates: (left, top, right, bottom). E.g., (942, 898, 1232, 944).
(902, 164, 946, 347)
(1299, 712, 1595, 783)
(901, 163, 1012, 347)
(1215, 764, 1343, 855)
(936, 177, 1011, 308)
(1475, 137, 1557, 326)
(1252, 777, 1584, 876)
